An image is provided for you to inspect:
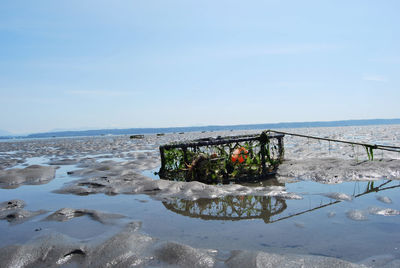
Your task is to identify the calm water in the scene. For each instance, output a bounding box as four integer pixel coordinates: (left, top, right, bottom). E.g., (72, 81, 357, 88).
(1, 154, 400, 263)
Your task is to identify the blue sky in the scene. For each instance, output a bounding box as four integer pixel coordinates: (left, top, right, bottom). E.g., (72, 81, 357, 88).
(1, 0, 399, 134)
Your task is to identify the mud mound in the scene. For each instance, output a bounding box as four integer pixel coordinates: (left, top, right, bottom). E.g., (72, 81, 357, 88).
(0, 165, 56, 188)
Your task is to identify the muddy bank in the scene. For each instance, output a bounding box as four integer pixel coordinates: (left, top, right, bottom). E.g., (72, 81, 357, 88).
(53, 156, 400, 201)
(45, 208, 125, 224)
(277, 158, 400, 184)
(0, 221, 369, 268)
(55, 173, 302, 201)
(0, 165, 56, 189)
(0, 158, 24, 170)
(0, 132, 220, 170)
(0, 199, 46, 224)
(54, 159, 302, 201)
(1, 199, 126, 226)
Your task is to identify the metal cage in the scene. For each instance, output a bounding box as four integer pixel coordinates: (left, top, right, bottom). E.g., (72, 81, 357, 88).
(159, 131, 284, 183)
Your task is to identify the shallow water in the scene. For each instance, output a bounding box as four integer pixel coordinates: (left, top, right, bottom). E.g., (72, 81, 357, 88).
(1, 157, 400, 263)
(147, 178, 400, 261)
(1, 127, 400, 266)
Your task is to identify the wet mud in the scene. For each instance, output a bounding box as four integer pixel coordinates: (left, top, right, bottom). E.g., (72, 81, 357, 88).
(45, 208, 125, 224)
(0, 199, 46, 225)
(0, 165, 56, 189)
(55, 161, 302, 201)
(0, 221, 367, 268)
(277, 158, 400, 183)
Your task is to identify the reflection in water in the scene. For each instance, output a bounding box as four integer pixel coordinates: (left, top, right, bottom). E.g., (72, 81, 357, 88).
(163, 196, 287, 223)
(163, 178, 287, 223)
(163, 179, 400, 224)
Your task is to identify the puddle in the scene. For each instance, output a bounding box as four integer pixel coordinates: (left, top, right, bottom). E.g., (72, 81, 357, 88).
(7, 156, 48, 169)
(84, 153, 115, 158)
(142, 168, 160, 180)
(133, 149, 155, 153)
(0, 151, 21, 155)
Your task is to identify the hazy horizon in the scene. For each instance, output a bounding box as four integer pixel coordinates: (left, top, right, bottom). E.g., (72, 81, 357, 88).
(1, 117, 400, 137)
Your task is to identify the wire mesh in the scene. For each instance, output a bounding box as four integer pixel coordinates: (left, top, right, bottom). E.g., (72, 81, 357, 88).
(159, 132, 284, 183)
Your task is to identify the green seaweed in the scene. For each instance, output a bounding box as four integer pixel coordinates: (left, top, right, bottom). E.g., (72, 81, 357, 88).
(364, 145, 375, 161)
(159, 133, 284, 183)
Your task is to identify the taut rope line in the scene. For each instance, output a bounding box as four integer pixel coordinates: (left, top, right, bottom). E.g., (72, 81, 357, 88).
(267, 130, 400, 153)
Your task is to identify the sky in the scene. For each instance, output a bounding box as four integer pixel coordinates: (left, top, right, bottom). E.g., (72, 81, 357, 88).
(0, 0, 399, 134)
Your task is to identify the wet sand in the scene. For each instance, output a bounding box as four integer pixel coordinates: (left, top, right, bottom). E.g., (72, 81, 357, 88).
(1, 125, 400, 267)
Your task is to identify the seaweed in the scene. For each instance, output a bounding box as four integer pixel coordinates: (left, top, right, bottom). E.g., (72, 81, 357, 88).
(364, 145, 376, 161)
(158, 132, 284, 183)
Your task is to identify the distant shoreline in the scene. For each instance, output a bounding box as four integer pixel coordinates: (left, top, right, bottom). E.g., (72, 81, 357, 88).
(2, 118, 400, 140)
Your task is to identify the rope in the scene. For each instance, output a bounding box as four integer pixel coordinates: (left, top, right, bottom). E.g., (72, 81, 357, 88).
(267, 130, 400, 153)
(269, 180, 399, 224)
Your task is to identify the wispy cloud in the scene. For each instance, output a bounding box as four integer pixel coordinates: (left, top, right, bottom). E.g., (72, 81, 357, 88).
(66, 90, 138, 97)
(198, 43, 341, 59)
(241, 43, 340, 56)
(363, 75, 388, 82)
(368, 57, 400, 64)
(0, 96, 60, 104)
(144, 43, 341, 66)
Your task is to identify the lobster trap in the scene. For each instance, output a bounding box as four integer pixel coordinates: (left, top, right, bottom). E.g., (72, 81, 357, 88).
(158, 131, 285, 183)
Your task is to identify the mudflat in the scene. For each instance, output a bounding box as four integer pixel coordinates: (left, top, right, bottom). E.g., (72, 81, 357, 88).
(1, 125, 400, 267)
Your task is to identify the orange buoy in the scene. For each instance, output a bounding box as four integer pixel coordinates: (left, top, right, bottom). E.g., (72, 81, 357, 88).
(231, 147, 248, 163)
